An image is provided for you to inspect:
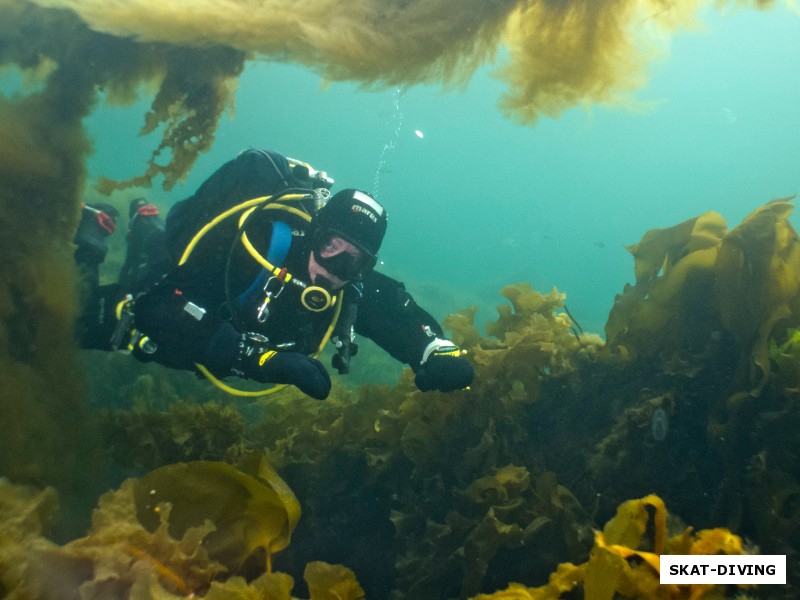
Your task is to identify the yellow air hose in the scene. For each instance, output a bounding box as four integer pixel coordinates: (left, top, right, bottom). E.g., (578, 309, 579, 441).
(178, 193, 341, 397)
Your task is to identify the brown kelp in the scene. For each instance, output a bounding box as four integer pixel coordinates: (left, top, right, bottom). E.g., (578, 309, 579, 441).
(29, 0, 735, 124)
(94, 283, 605, 598)
(471, 494, 748, 600)
(83, 196, 800, 599)
(0, 0, 785, 506)
(0, 0, 243, 501)
(0, 457, 365, 599)
(603, 198, 800, 517)
(0, 0, 244, 191)
(446, 283, 603, 402)
(606, 197, 800, 396)
(2, 0, 798, 595)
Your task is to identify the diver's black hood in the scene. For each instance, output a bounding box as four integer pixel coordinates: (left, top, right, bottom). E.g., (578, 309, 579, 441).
(313, 189, 387, 261)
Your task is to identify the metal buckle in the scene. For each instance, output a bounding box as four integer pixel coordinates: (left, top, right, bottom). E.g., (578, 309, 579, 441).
(256, 275, 285, 323)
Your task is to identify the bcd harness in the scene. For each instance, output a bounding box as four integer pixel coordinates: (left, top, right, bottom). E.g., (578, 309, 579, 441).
(113, 190, 356, 397)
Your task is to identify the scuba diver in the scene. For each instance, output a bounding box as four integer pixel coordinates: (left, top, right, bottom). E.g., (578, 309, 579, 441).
(74, 148, 473, 400)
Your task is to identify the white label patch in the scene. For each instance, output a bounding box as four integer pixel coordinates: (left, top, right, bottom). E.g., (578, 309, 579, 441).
(660, 555, 786, 585)
(352, 190, 384, 216)
(183, 301, 206, 321)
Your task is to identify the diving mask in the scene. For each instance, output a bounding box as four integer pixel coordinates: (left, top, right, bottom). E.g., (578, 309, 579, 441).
(312, 231, 374, 282)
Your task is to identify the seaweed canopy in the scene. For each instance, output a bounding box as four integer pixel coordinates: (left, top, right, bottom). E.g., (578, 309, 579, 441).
(32, 0, 732, 124)
(0, 1, 244, 193)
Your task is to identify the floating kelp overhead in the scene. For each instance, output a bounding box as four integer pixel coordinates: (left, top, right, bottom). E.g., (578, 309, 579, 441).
(27, 0, 776, 124)
(0, 0, 245, 191)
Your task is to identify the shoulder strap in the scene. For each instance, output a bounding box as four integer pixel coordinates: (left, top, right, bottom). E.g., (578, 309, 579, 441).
(237, 221, 293, 306)
(266, 220, 292, 266)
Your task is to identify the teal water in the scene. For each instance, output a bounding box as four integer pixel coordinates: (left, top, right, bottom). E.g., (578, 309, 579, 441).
(85, 5, 800, 337)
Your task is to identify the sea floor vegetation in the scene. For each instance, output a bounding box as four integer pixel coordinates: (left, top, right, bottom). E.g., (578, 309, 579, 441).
(3, 197, 800, 599)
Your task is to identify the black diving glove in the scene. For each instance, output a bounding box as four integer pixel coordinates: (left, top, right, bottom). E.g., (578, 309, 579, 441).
(415, 339, 474, 393)
(231, 333, 332, 400)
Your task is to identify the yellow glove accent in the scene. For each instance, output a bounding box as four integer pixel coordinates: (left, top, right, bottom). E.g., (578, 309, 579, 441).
(258, 350, 278, 366)
(437, 349, 462, 358)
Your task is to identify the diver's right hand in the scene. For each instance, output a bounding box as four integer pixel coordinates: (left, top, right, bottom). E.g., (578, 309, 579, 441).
(203, 325, 331, 399)
(234, 337, 331, 400)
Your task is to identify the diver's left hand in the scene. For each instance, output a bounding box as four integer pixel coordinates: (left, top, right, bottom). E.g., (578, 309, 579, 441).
(415, 344, 473, 393)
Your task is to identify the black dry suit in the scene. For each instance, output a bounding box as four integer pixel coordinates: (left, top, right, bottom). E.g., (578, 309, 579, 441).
(130, 149, 447, 381)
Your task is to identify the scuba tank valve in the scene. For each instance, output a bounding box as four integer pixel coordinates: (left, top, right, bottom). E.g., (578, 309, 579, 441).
(313, 187, 331, 212)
